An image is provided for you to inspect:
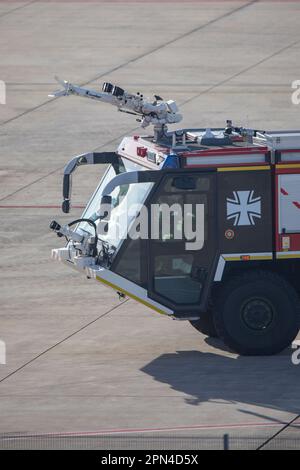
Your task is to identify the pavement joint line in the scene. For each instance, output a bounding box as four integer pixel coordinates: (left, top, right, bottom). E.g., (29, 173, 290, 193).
(1, 420, 300, 440)
(0, 127, 139, 203)
(181, 37, 300, 107)
(0, 0, 38, 20)
(0, 0, 256, 127)
(0, 15, 296, 205)
(1, 1, 300, 440)
(256, 413, 300, 450)
(2, 83, 294, 88)
(0, 5, 297, 203)
(0, 167, 65, 203)
(0, 1, 263, 204)
(0, 299, 129, 385)
(78, 0, 258, 88)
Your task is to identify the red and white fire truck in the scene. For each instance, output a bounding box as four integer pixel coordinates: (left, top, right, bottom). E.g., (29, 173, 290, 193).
(50, 80, 300, 356)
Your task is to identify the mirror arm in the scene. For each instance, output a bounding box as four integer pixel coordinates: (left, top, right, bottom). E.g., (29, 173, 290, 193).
(101, 170, 160, 196)
(62, 152, 118, 213)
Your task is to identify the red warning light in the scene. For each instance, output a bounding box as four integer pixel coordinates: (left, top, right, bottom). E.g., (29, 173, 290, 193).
(137, 146, 147, 157)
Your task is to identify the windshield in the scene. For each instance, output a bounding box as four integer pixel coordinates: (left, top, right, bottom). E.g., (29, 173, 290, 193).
(77, 157, 154, 252)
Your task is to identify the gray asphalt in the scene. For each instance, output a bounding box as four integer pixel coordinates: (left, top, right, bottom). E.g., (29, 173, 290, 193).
(0, 0, 300, 450)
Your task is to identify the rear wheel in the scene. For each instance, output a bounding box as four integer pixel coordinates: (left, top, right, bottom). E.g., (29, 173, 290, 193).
(213, 270, 300, 356)
(190, 309, 218, 338)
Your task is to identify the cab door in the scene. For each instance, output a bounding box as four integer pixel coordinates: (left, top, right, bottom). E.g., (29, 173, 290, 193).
(146, 171, 218, 317)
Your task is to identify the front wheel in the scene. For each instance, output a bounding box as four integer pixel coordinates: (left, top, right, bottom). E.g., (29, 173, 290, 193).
(213, 270, 300, 356)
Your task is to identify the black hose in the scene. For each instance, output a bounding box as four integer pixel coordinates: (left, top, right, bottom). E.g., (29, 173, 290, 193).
(68, 218, 98, 255)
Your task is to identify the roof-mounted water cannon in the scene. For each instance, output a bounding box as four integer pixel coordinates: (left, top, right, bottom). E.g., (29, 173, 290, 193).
(49, 77, 182, 141)
(224, 119, 265, 143)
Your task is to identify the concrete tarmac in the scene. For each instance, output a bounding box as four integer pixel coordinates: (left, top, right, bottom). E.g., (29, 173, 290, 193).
(0, 0, 300, 449)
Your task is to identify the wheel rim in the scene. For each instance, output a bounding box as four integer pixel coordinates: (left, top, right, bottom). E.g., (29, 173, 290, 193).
(241, 298, 274, 331)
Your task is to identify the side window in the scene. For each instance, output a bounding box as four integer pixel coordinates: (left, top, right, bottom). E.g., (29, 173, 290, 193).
(154, 254, 202, 304)
(113, 238, 143, 285)
(153, 192, 208, 243)
(150, 174, 210, 305)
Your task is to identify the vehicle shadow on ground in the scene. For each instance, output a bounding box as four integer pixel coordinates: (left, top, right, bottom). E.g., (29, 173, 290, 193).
(204, 337, 294, 355)
(141, 348, 300, 412)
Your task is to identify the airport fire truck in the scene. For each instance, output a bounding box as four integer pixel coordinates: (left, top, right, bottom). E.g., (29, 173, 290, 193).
(49, 78, 300, 356)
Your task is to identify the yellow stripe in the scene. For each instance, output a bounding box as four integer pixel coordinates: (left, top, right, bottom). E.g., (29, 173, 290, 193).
(276, 253, 300, 259)
(95, 275, 168, 316)
(224, 255, 273, 261)
(218, 165, 270, 172)
(276, 164, 300, 169)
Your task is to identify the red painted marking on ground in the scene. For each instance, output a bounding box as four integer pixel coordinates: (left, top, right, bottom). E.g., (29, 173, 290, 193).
(2, 421, 300, 439)
(281, 188, 289, 196)
(293, 201, 300, 209)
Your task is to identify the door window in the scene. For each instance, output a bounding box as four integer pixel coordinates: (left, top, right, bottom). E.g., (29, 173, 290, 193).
(150, 174, 211, 305)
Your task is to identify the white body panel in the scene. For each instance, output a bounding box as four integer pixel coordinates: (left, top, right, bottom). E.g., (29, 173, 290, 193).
(256, 131, 300, 150)
(186, 153, 266, 166)
(278, 174, 300, 233)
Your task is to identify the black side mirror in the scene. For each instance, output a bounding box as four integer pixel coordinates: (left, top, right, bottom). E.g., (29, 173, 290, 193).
(62, 199, 70, 214)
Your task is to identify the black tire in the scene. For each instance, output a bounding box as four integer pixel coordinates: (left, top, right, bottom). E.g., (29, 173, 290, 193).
(213, 270, 300, 356)
(190, 309, 218, 338)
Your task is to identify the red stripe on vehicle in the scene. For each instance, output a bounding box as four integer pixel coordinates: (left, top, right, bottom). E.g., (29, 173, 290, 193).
(281, 188, 289, 195)
(293, 201, 300, 209)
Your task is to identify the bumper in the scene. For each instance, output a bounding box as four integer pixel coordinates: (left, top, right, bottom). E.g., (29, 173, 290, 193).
(51, 247, 174, 317)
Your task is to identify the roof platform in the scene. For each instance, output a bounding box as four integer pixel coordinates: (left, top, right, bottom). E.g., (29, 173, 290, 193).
(119, 128, 300, 169)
